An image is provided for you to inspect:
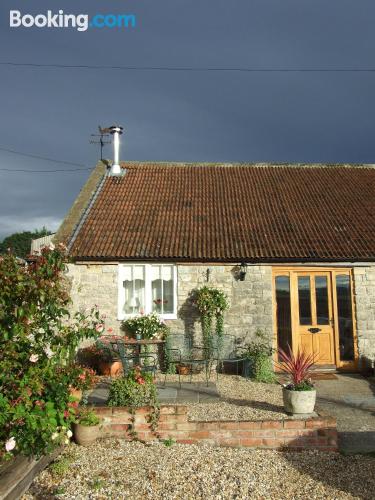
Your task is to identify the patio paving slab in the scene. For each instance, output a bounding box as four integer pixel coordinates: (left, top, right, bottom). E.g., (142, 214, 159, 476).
(87, 381, 220, 406)
(314, 374, 375, 454)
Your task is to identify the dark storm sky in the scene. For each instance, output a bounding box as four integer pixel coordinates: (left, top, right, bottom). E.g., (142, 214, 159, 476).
(0, 0, 374, 240)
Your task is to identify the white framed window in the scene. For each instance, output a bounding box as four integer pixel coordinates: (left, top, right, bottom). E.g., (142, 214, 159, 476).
(118, 264, 177, 320)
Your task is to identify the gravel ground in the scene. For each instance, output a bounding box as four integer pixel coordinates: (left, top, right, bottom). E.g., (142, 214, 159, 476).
(165, 373, 288, 421)
(23, 440, 375, 499)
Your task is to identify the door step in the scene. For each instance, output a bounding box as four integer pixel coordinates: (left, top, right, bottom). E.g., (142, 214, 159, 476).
(312, 365, 337, 373)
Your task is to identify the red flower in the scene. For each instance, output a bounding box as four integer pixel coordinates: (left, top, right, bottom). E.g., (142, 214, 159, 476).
(64, 410, 70, 418)
(137, 377, 145, 385)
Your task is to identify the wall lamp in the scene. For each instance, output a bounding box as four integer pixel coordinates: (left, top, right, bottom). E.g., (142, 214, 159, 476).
(239, 262, 248, 281)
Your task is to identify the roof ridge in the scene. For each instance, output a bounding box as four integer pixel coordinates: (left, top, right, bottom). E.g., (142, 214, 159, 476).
(111, 161, 375, 169)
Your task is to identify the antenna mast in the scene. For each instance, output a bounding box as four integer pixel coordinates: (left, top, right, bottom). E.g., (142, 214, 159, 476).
(90, 126, 112, 161)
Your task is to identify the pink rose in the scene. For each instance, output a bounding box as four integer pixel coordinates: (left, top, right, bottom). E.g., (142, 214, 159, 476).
(5, 437, 16, 452)
(95, 324, 104, 333)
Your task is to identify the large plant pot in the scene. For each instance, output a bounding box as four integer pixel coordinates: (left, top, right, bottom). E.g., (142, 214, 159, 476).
(73, 423, 100, 446)
(282, 387, 316, 414)
(98, 361, 123, 377)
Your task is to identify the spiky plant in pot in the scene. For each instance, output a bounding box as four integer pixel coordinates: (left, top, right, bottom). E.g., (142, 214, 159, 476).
(278, 346, 317, 414)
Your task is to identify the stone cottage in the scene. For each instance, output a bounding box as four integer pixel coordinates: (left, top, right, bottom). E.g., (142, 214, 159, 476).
(55, 160, 375, 372)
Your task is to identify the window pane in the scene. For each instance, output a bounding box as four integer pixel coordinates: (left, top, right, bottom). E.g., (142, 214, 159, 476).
(163, 265, 174, 313)
(152, 266, 163, 313)
(336, 275, 355, 361)
(123, 265, 145, 314)
(315, 276, 329, 325)
(152, 265, 174, 314)
(275, 276, 292, 360)
(298, 276, 312, 325)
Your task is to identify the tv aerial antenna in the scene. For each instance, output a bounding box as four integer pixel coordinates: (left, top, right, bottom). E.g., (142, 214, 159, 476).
(90, 126, 112, 161)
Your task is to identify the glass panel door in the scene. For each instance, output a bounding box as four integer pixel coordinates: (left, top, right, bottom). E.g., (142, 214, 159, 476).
(315, 276, 329, 325)
(336, 275, 355, 361)
(298, 276, 312, 325)
(295, 272, 335, 365)
(274, 268, 357, 369)
(275, 275, 292, 360)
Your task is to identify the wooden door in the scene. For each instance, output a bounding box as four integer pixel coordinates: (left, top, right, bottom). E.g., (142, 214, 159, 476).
(294, 272, 335, 365)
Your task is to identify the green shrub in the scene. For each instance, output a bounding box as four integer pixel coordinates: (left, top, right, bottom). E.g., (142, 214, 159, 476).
(242, 330, 276, 383)
(252, 355, 276, 383)
(107, 368, 158, 408)
(0, 247, 104, 459)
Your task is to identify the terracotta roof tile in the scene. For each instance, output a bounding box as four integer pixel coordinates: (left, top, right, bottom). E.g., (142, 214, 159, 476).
(69, 163, 375, 262)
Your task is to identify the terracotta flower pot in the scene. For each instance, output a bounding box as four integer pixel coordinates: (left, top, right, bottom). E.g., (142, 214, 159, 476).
(282, 387, 316, 414)
(176, 364, 191, 376)
(69, 387, 83, 402)
(73, 423, 100, 446)
(98, 360, 123, 377)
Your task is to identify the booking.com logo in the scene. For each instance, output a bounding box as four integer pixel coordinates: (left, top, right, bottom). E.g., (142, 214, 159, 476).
(9, 10, 136, 32)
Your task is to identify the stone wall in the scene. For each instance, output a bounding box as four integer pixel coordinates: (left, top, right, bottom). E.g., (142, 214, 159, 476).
(67, 263, 274, 344)
(68, 262, 375, 363)
(175, 265, 273, 344)
(353, 266, 375, 365)
(67, 263, 119, 337)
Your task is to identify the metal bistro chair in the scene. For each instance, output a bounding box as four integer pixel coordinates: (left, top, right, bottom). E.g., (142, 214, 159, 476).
(212, 334, 247, 379)
(164, 334, 216, 387)
(111, 341, 158, 378)
(181, 344, 216, 387)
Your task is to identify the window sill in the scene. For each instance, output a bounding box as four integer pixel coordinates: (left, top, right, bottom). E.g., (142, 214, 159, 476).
(117, 314, 178, 321)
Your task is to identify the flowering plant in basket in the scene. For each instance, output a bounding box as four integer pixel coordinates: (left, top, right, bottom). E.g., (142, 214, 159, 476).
(122, 313, 169, 340)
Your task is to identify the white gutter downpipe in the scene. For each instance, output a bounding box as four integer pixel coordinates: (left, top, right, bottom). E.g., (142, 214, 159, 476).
(109, 125, 124, 176)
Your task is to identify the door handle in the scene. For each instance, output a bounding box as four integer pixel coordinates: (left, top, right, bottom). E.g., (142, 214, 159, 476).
(308, 328, 321, 334)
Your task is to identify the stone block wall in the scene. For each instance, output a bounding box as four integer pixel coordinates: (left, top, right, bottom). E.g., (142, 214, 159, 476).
(174, 265, 273, 344)
(67, 263, 274, 344)
(67, 263, 119, 337)
(67, 262, 375, 364)
(353, 266, 375, 365)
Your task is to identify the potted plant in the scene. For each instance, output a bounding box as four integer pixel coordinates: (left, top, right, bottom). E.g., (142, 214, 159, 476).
(122, 313, 169, 341)
(278, 346, 316, 414)
(78, 329, 124, 376)
(95, 333, 124, 376)
(73, 406, 101, 446)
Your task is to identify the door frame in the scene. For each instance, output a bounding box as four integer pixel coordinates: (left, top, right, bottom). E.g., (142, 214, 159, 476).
(272, 267, 359, 371)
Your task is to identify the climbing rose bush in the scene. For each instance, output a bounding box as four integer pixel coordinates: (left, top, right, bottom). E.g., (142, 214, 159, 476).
(0, 245, 104, 459)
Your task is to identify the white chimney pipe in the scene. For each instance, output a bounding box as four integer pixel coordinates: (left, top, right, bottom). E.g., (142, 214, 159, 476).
(109, 125, 124, 176)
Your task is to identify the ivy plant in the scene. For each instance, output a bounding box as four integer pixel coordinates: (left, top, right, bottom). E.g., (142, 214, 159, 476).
(194, 286, 229, 358)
